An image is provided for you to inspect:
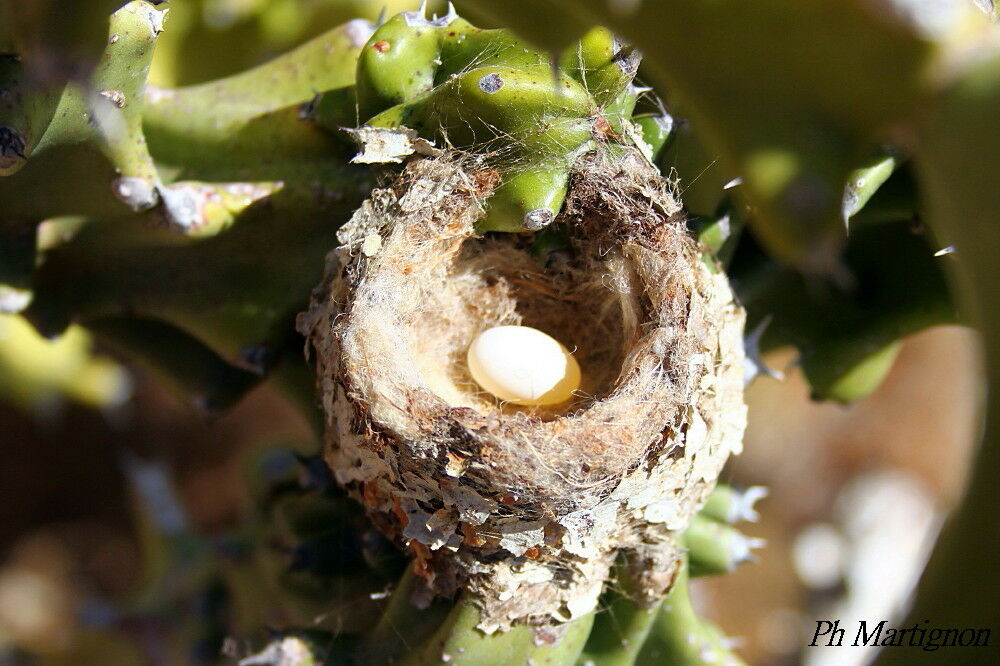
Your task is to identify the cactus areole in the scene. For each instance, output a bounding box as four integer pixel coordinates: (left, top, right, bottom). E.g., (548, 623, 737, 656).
(298, 8, 746, 635)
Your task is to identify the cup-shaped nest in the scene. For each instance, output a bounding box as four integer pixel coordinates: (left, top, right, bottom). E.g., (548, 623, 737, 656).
(299, 149, 746, 632)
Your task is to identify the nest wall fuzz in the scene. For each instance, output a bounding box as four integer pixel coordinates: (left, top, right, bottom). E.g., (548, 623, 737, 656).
(298, 149, 747, 633)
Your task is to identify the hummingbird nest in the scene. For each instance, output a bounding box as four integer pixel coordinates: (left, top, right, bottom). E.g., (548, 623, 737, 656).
(298, 148, 746, 633)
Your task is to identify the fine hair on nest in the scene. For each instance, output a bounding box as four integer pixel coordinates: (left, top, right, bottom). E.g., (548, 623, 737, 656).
(299, 147, 746, 631)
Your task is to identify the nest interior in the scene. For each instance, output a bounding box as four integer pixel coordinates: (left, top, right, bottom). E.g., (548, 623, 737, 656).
(406, 228, 632, 417)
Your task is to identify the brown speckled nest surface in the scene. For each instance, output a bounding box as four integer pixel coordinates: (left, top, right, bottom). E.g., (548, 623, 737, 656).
(298, 148, 746, 633)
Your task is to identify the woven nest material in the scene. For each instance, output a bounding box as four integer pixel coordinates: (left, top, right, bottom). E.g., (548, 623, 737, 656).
(298, 148, 746, 633)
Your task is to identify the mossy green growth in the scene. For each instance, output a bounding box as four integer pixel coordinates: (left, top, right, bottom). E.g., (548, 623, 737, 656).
(350, 9, 644, 232)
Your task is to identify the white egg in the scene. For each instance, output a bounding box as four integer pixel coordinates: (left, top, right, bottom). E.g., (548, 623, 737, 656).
(467, 325, 581, 406)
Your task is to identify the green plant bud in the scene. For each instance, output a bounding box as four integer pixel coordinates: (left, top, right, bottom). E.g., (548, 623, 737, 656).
(685, 514, 764, 577)
(696, 213, 735, 254)
(355, 12, 442, 120)
(699, 484, 768, 524)
(478, 165, 571, 232)
(559, 27, 617, 80)
(601, 85, 643, 137)
(92, 1, 166, 212)
(430, 66, 594, 154)
(571, 32, 640, 107)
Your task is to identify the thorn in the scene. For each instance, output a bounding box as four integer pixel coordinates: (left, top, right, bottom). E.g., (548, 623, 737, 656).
(735, 486, 769, 522)
(403, 1, 456, 27)
(743, 315, 784, 386)
(113, 176, 159, 211)
(158, 183, 207, 230)
(733, 535, 767, 564)
(299, 92, 321, 120)
(376, 7, 388, 26)
(723, 176, 743, 190)
(934, 245, 956, 257)
(523, 209, 554, 230)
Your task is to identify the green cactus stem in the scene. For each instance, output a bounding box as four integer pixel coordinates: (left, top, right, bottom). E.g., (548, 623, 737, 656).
(730, 218, 955, 402)
(92, 1, 164, 213)
(821, 340, 903, 404)
(577, 561, 665, 666)
(0, 313, 130, 410)
(25, 198, 362, 374)
(353, 566, 455, 664)
(633, 112, 673, 162)
(695, 213, 737, 256)
(847, 166, 919, 228)
(636, 557, 746, 665)
(699, 484, 768, 525)
(1, 2, 169, 211)
(85, 316, 261, 413)
(684, 514, 765, 578)
(2, 12, 374, 389)
(657, 109, 935, 401)
(400, 596, 594, 666)
(0, 10, 371, 228)
(354, 578, 597, 666)
(349, 11, 646, 232)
